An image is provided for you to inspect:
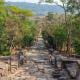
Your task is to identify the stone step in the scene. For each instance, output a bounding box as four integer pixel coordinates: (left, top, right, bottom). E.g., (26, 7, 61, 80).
(58, 77, 67, 80)
(52, 70, 61, 78)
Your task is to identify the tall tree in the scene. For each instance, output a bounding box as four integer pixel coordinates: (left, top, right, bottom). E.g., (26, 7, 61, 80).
(67, 0, 80, 15)
(41, 0, 75, 55)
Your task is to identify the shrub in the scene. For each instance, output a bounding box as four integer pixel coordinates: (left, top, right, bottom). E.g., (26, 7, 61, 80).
(22, 35, 34, 47)
(73, 38, 80, 55)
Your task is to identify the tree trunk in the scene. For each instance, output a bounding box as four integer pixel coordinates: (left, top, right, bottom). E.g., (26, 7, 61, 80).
(66, 29, 71, 56)
(8, 47, 12, 72)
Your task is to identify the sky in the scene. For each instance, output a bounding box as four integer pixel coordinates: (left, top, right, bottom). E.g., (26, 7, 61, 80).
(5, 0, 61, 4)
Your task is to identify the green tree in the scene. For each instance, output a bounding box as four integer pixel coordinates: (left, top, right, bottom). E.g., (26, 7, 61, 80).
(21, 19, 37, 47)
(53, 25, 67, 51)
(9, 6, 33, 16)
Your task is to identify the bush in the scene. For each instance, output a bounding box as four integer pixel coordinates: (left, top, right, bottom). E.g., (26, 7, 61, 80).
(42, 30, 56, 49)
(73, 38, 80, 55)
(0, 45, 10, 56)
(53, 27, 67, 50)
(3, 51, 10, 56)
(22, 35, 34, 47)
(42, 25, 67, 50)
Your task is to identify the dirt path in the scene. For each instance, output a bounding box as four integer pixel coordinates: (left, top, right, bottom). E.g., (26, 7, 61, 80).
(1, 37, 56, 80)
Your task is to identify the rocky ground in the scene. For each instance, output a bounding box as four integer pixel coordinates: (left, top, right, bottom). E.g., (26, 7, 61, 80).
(0, 37, 80, 80)
(0, 37, 57, 80)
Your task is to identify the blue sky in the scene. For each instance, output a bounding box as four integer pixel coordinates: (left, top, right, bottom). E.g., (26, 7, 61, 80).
(5, 0, 61, 4)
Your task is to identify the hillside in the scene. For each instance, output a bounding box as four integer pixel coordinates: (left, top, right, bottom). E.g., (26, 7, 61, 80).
(6, 2, 64, 15)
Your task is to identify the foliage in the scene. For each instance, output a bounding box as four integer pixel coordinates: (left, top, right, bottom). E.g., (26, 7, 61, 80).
(43, 0, 80, 54)
(22, 35, 34, 47)
(45, 0, 54, 3)
(46, 12, 54, 21)
(0, 3, 36, 56)
(73, 38, 80, 54)
(9, 6, 33, 16)
(67, 0, 80, 14)
(42, 30, 56, 49)
(21, 19, 36, 47)
(0, 0, 4, 5)
(53, 25, 67, 50)
(71, 16, 80, 54)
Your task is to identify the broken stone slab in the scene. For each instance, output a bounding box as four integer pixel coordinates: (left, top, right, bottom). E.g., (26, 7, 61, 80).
(66, 63, 79, 79)
(59, 70, 70, 80)
(61, 59, 79, 79)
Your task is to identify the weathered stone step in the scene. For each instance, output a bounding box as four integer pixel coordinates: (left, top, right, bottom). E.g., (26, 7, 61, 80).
(61, 59, 79, 79)
(58, 77, 67, 80)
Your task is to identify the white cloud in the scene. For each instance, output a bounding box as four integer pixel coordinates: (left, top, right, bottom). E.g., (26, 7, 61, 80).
(5, 0, 62, 5)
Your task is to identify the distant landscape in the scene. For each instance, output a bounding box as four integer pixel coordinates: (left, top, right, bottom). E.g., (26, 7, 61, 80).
(6, 2, 64, 15)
